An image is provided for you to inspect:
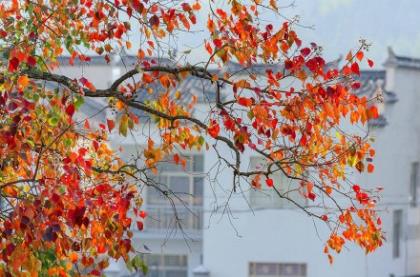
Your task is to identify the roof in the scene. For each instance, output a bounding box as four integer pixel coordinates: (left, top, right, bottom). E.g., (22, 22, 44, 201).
(57, 51, 173, 67)
(356, 70, 397, 104)
(384, 47, 420, 69)
(226, 56, 342, 75)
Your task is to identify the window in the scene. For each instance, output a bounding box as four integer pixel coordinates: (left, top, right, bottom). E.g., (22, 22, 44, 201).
(249, 262, 307, 277)
(140, 254, 188, 277)
(393, 209, 403, 258)
(145, 154, 204, 230)
(410, 162, 418, 207)
(146, 154, 204, 205)
(248, 157, 306, 209)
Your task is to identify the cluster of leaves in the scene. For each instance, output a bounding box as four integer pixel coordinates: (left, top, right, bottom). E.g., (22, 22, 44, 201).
(0, 0, 384, 275)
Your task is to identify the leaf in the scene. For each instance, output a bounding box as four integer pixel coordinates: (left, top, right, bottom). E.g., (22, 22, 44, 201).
(107, 119, 115, 132)
(367, 59, 374, 68)
(308, 192, 316, 201)
(355, 161, 364, 173)
(237, 97, 253, 107)
(139, 211, 147, 218)
(8, 57, 20, 72)
(149, 15, 160, 28)
(367, 106, 379, 119)
(208, 120, 220, 138)
(65, 104, 75, 117)
(26, 56, 37, 67)
(213, 38, 223, 48)
(74, 95, 85, 109)
(300, 47, 311, 57)
(130, 254, 148, 274)
(265, 178, 274, 187)
(17, 75, 30, 90)
(47, 115, 60, 127)
(198, 136, 205, 146)
(351, 62, 360, 75)
(356, 51, 364, 61)
(119, 114, 129, 137)
(142, 73, 153, 83)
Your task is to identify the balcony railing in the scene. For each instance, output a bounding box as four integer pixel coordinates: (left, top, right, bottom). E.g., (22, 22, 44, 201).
(142, 205, 203, 233)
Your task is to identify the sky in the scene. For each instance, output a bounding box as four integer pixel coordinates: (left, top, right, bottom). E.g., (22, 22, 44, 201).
(171, 0, 420, 69)
(289, 0, 420, 66)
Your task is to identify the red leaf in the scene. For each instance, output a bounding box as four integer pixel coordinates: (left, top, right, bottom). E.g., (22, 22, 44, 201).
(80, 77, 88, 86)
(142, 73, 153, 83)
(352, 185, 360, 193)
(136, 221, 144, 231)
(26, 56, 36, 67)
(367, 163, 375, 173)
(149, 15, 160, 27)
(300, 47, 311, 57)
(237, 97, 253, 107)
(65, 104, 75, 117)
(308, 192, 316, 201)
(213, 38, 223, 48)
(351, 62, 360, 75)
(0, 29, 7, 38)
(132, 0, 144, 12)
(265, 178, 274, 187)
(84, 119, 90, 129)
(139, 211, 147, 218)
(351, 82, 361, 90)
(8, 57, 19, 72)
(107, 119, 115, 132)
(68, 206, 86, 227)
(367, 59, 374, 68)
(208, 120, 220, 138)
(223, 117, 236, 131)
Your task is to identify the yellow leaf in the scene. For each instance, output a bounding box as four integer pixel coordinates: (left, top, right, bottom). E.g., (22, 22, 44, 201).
(119, 114, 129, 137)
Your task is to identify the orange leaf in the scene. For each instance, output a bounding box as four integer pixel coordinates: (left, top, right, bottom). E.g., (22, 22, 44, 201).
(367, 106, 379, 119)
(142, 73, 153, 83)
(17, 75, 30, 89)
(356, 51, 364, 61)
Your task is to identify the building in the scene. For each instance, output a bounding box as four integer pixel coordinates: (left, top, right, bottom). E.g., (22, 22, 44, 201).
(61, 48, 420, 277)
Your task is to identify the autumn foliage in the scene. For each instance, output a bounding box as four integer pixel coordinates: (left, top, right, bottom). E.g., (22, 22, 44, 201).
(0, 0, 383, 275)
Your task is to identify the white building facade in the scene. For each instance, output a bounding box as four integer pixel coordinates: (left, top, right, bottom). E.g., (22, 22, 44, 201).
(62, 49, 420, 277)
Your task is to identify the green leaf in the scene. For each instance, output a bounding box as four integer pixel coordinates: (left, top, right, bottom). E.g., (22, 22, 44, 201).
(247, 110, 254, 120)
(198, 136, 205, 146)
(74, 95, 84, 109)
(128, 118, 134, 130)
(130, 255, 148, 274)
(63, 138, 73, 147)
(47, 115, 60, 127)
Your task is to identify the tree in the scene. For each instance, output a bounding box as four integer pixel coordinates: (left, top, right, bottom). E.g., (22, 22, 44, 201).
(0, 0, 383, 275)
